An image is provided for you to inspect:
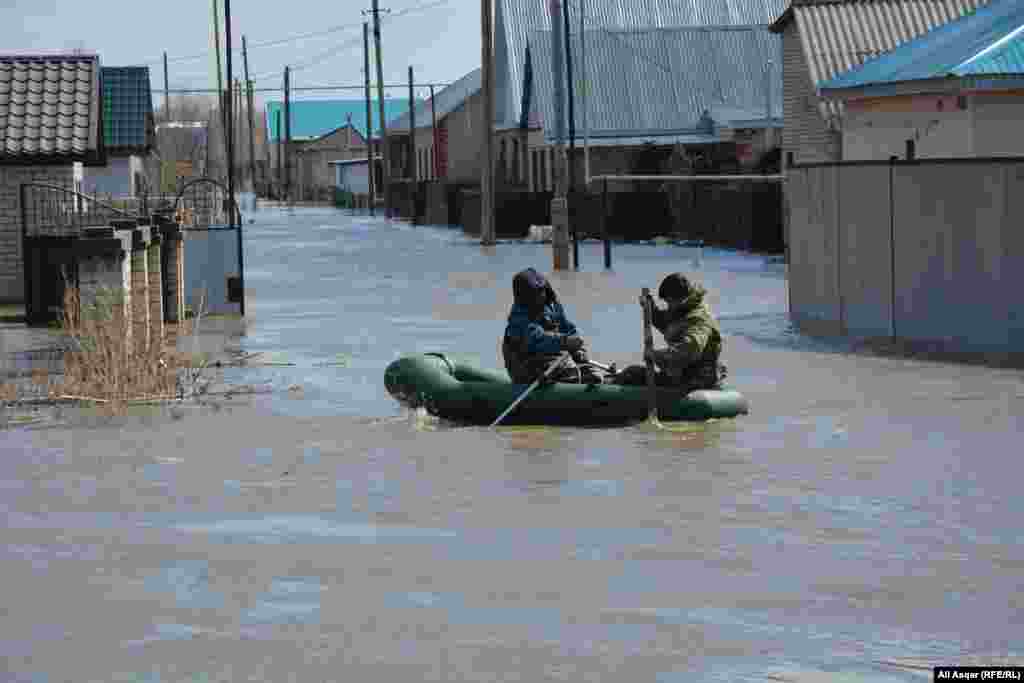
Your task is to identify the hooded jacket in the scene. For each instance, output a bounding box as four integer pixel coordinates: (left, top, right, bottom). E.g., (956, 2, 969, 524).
(650, 284, 722, 367)
(504, 269, 578, 355)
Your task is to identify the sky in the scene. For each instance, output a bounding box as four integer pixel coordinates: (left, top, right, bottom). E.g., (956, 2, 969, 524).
(2, 0, 481, 108)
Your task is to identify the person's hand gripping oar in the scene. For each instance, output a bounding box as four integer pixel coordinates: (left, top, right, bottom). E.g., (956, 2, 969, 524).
(641, 288, 662, 427)
(490, 351, 571, 427)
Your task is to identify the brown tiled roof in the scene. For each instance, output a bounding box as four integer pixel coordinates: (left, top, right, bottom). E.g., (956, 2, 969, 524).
(0, 54, 105, 165)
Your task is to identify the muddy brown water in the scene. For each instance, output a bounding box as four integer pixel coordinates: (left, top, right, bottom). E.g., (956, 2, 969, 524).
(2, 207, 1022, 682)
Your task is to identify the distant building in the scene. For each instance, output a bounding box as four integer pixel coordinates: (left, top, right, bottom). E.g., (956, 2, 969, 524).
(0, 53, 106, 303)
(817, 0, 1024, 160)
(264, 99, 407, 200)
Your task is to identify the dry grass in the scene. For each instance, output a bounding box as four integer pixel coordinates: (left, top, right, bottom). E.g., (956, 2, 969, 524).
(51, 286, 205, 408)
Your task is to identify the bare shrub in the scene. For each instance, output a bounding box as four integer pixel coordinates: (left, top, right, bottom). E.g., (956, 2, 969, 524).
(54, 286, 200, 407)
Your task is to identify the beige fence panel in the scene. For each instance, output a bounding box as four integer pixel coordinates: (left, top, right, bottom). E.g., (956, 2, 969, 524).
(893, 163, 1006, 348)
(837, 165, 893, 338)
(1004, 162, 1024, 350)
(788, 165, 841, 333)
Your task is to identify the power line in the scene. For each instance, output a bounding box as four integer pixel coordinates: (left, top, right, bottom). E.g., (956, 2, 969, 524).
(157, 83, 452, 94)
(146, 0, 452, 67)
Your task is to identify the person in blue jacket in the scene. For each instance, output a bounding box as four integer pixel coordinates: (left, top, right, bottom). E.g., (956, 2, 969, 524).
(502, 267, 601, 385)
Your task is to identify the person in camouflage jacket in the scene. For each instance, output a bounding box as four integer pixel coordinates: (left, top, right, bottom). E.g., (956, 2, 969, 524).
(615, 273, 726, 391)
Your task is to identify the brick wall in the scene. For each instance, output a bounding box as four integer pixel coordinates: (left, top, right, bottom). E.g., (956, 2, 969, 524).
(0, 165, 74, 303)
(781, 23, 841, 165)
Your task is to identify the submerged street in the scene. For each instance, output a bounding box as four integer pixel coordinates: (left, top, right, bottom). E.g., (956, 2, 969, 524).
(2, 206, 1022, 682)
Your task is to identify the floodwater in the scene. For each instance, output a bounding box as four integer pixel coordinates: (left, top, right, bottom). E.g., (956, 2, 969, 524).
(2, 207, 1023, 682)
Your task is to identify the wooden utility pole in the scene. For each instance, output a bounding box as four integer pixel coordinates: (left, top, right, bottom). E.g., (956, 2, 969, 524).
(549, 0, 569, 268)
(242, 35, 257, 193)
(429, 84, 439, 179)
(276, 110, 282, 198)
(284, 66, 291, 202)
(562, 0, 578, 269)
(363, 22, 375, 214)
(369, 0, 390, 217)
(480, 0, 495, 244)
(408, 66, 416, 182)
(212, 0, 228, 177)
(224, 0, 244, 317)
(163, 52, 170, 122)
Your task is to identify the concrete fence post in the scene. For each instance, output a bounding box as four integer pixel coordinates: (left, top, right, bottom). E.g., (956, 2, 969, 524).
(130, 226, 152, 352)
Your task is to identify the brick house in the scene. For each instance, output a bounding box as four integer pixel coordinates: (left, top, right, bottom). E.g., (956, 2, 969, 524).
(0, 54, 106, 304)
(769, 0, 992, 165)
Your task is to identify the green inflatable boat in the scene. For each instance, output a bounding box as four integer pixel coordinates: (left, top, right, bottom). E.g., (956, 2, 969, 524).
(384, 353, 749, 426)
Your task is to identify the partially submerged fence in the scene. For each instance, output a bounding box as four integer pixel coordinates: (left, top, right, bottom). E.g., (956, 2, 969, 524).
(385, 175, 786, 252)
(786, 157, 1024, 354)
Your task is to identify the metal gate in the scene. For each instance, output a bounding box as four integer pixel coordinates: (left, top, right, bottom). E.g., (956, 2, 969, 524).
(173, 178, 244, 317)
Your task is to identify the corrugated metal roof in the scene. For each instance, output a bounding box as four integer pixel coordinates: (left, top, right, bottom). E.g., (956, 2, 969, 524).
(527, 25, 783, 142)
(818, 0, 1024, 90)
(101, 66, 154, 153)
(0, 54, 103, 164)
(388, 68, 481, 132)
(778, 0, 990, 120)
(264, 99, 408, 141)
(499, 0, 789, 129)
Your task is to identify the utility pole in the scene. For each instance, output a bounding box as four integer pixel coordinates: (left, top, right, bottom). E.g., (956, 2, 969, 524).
(581, 0, 589, 186)
(276, 110, 282, 198)
(363, 22, 375, 214)
(224, 0, 244, 317)
(408, 66, 416, 182)
(367, 1, 391, 218)
(212, 0, 228, 178)
(549, 0, 569, 268)
(163, 52, 170, 122)
(562, 0, 578, 269)
(480, 0, 495, 244)
(243, 35, 257, 194)
(284, 66, 291, 202)
(429, 84, 439, 179)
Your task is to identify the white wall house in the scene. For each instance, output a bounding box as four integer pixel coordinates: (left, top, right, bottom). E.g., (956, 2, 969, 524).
(839, 91, 1024, 161)
(330, 158, 378, 195)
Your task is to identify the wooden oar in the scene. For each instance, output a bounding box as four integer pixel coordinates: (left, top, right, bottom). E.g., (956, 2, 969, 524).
(641, 288, 660, 424)
(490, 351, 570, 427)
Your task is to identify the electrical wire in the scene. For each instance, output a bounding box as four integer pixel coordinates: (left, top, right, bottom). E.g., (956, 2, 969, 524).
(146, 0, 452, 68)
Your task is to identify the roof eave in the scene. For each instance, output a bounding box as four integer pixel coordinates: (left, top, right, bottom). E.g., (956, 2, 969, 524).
(819, 74, 1024, 99)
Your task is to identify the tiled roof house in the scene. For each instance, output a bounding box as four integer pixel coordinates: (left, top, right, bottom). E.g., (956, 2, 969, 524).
(0, 53, 105, 303)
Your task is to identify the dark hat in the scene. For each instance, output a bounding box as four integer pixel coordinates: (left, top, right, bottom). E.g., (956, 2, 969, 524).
(513, 268, 549, 307)
(658, 272, 692, 301)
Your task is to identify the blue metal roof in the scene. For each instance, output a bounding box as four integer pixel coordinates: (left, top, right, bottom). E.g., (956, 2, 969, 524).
(819, 0, 1024, 91)
(264, 99, 409, 141)
(527, 25, 782, 143)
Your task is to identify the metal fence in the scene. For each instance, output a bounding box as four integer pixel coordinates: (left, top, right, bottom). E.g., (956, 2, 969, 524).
(786, 157, 1024, 353)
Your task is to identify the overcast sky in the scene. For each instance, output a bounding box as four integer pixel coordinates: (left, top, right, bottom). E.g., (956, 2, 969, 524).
(3, 0, 478, 107)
